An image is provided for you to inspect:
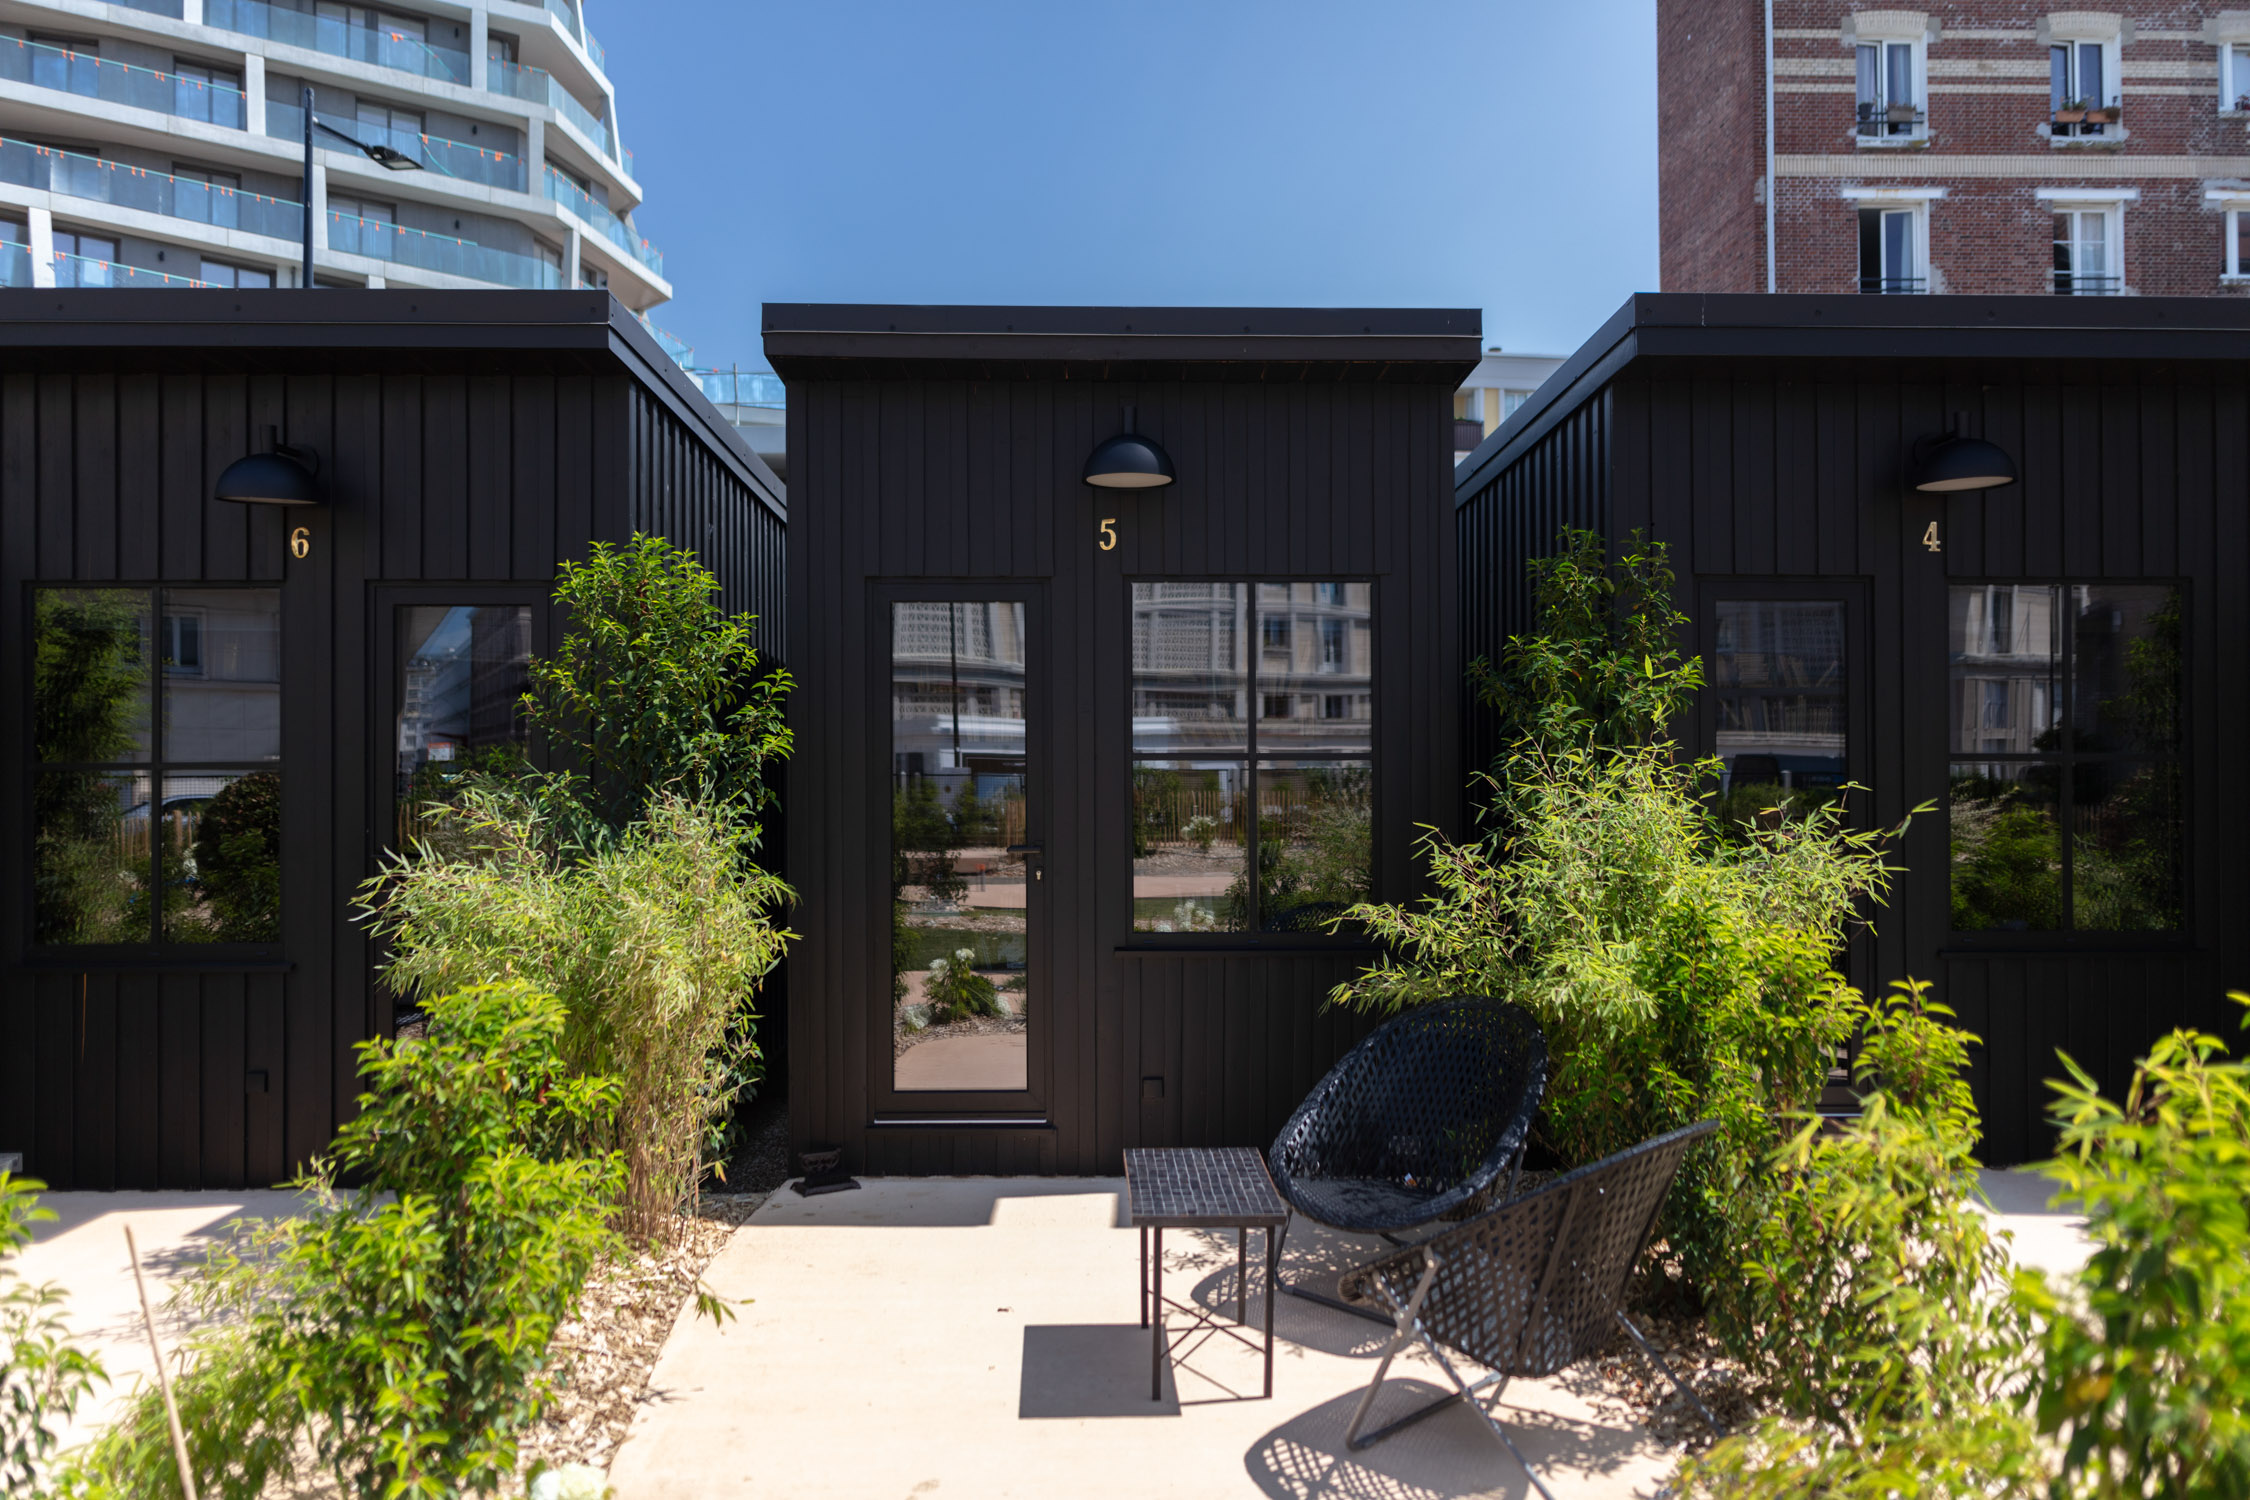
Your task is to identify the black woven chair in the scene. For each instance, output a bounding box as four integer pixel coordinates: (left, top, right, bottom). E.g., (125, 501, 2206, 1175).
(1268, 996, 1546, 1321)
(1337, 1119, 1724, 1500)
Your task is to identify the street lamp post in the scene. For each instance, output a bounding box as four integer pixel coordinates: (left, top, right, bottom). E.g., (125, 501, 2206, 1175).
(299, 84, 424, 288)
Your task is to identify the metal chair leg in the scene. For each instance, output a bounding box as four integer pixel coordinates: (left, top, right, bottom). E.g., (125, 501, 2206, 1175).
(1272, 1211, 1419, 1327)
(1614, 1310, 1723, 1437)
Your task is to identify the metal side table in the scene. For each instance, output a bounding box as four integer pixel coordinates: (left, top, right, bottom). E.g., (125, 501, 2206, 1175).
(1124, 1146, 1289, 1400)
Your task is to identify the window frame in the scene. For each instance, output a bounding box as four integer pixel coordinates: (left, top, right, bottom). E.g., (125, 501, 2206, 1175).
(24, 582, 285, 961)
(1854, 32, 1928, 144)
(1854, 198, 1931, 293)
(2048, 27, 2123, 139)
(1943, 577, 2190, 950)
(2044, 197, 2126, 296)
(2223, 39, 2250, 115)
(1122, 576, 1377, 951)
(2219, 197, 2250, 282)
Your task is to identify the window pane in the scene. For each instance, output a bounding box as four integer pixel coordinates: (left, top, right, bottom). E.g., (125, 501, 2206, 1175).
(2237, 211, 2250, 277)
(1886, 41, 1913, 106)
(890, 601, 1029, 1093)
(164, 588, 280, 762)
(2235, 45, 2250, 111)
(1949, 762, 2063, 932)
(2069, 584, 2179, 755)
(1256, 760, 1371, 933)
(1856, 43, 1877, 106)
(1948, 585, 2060, 753)
(1130, 584, 1247, 754)
(2050, 44, 2068, 111)
(1131, 760, 1248, 933)
(2078, 41, 2103, 108)
(396, 604, 532, 846)
(35, 588, 151, 763)
(162, 771, 280, 943)
(34, 770, 152, 944)
(1712, 601, 1847, 800)
(1257, 581, 1372, 755)
(1884, 210, 1914, 283)
(2071, 761, 2180, 932)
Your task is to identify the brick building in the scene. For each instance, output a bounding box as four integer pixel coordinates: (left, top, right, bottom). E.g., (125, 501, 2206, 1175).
(1659, 3, 2250, 295)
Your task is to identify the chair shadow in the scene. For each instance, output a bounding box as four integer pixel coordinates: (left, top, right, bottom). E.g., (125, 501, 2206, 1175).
(1244, 1381, 1661, 1500)
(1159, 1224, 1399, 1359)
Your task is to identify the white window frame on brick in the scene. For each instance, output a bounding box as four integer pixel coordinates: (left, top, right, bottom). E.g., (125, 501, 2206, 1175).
(1851, 14, 1930, 146)
(2220, 34, 2250, 117)
(1843, 186, 1941, 293)
(2037, 187, 2134, 296)
(2208, 192, 2250, 281)
(2047, 16, 2124, 141)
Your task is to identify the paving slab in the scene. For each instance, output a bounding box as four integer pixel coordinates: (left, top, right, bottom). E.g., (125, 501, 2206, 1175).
(606, 1177, 1681, 1500)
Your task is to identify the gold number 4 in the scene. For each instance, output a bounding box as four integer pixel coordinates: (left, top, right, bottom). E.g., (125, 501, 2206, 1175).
(1922, 521, 1941, 553)
(1097, 517, 1118, 551)
(290, 525, 311, 560)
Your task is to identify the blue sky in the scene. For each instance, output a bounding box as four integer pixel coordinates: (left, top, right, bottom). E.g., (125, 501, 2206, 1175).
(606, 1, 1658, 372)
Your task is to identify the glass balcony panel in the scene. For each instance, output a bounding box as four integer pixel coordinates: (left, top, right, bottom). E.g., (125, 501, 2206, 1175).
(583, 28, 607, 72)
(53, 253, 215, 288)
(544, 0, 583, 41)
(543, 166, 662, 275)
(0, 36, 247, 128)
(326, 212, 563, 289)
(0, 241, 31, 287)
(204, 0, 470, 85)
(688, 369, 787, 408)
(117, 0, 187, 13)
(0, 139, 306, 243)
(488, 59, 613, 159)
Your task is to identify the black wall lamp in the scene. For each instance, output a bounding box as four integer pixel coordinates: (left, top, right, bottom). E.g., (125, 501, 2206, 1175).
(1082, 405, 1175, 489)
(215, 427, 323, 507)
(1912, 415, 2018, 492)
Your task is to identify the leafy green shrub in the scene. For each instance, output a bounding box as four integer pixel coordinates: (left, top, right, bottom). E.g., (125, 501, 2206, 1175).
(78, 982, 620, 1500)
(2, 1174, 105, 1498)
(1334, 531, 1898, 1316)
(923, 948, 1005, 1023)
(361, 789, 793, 1241)
(2026, 996, 2250, 1497)
(523, 534, 790, 844)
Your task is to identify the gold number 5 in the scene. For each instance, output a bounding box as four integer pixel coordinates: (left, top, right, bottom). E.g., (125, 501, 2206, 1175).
(290, 526, 311, 559)
(1097, 517, 1118, 551)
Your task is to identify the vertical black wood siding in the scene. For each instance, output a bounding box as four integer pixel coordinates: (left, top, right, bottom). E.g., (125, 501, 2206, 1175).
(786, 378, 1456, 1176)
(1, 358, 780, 1189)
(1460, 358, 2250, 1164)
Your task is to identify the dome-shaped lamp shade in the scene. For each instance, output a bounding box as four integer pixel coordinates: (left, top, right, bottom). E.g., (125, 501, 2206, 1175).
(215, 442, 322, 507)
(1912, 434, 2018, 493)
(1083, 407, 1175, 489)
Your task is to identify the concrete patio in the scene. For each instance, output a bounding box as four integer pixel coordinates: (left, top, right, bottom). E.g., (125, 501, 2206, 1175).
(17, 1169, 2092, 1497)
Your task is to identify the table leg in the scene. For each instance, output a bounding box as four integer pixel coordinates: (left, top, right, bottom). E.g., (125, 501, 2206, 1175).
(1263, 1225, 1277, 1399)
(1237, 1226, 1247, 1323)
(1139, 1224, 1148, 1328)
(1151, 1227, 1164, 1401)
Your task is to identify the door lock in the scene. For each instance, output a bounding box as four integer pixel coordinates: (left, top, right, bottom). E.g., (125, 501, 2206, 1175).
(1007, 843, 1044, 882)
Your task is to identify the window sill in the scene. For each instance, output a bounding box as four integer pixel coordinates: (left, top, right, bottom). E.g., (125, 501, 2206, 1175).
(1939, 939, 2194, 956)
(16, 955, 294, 973)
(1855, 134, 1930, 150)
(2047, 129, 2129, 150)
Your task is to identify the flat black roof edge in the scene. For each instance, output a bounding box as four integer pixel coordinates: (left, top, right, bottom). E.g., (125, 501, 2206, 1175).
(762, 303, 1483, 338)
(1455, 292, 2250, 501)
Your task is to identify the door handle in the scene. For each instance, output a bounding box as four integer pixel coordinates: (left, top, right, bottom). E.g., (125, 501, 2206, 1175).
(1006, 844, 1044, 881)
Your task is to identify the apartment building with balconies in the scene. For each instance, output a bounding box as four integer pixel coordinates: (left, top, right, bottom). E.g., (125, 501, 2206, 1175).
(1659, 2, 2250, 296)
(0, 0, 669, 309)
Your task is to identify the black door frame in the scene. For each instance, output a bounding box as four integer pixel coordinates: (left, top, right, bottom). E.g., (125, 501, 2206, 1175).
(866, 581, 1054, 1123)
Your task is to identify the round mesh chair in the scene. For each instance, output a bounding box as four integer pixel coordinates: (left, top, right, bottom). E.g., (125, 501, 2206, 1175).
(1268, 996, 1546, 1320)
(1337, 1120, 1724, 1500)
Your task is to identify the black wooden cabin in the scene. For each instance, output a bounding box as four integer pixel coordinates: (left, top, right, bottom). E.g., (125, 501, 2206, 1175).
(0, 290, 784, 1191)
(1457, 293, 2250, 1164)
(767, 304, 1481, 1175)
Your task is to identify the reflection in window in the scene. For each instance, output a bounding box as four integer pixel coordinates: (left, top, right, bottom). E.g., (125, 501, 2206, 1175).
(1711, 600, 1846, 826)
(395, 605, 532, 848)
(32, 587, 280, 947)
(891, 602, 1030, 1093)
(1130, 582, 1372, 934)
(1947, 583, 2181, 934)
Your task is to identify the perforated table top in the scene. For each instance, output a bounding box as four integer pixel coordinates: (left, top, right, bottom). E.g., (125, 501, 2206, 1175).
(1124, 1147, 1289, 1230)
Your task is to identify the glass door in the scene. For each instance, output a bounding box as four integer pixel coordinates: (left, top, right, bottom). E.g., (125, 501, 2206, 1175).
(886, 598, 1041, 1100)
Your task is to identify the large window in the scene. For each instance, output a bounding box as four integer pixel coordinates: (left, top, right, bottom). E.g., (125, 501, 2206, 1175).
(2051, 206, 2120, 296)
(32, 587, 281, 947)
(1710, 599, 1848, 822)
(1855, 36, 1924, 139)
(1129, 581, 1371, 936)
(1947, 583, 2182, 936)
(1857, 204, 1925, 293)
(2049, 34, 2118, 138)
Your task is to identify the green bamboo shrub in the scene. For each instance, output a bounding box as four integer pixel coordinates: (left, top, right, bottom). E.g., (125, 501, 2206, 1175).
(77, 982, 621, 1500)
(1, 1175, 105, 1498)
(2027, 995, 2250, 1497)
(361, 787, 794, 1241)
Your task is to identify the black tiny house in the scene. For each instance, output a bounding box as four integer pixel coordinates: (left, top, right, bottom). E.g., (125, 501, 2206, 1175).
(767, 304, 1481, 1175)
(0, 290, 784, 1190)
(1457, 293, 2250, 1164)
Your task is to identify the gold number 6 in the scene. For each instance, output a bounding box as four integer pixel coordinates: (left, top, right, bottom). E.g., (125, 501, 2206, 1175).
(1097, 517, 1118, 552)
(290, 526, 311, 559)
